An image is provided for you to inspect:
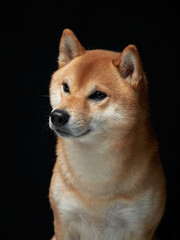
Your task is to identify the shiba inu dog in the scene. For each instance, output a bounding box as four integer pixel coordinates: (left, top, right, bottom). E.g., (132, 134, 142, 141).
(49, 29, 166, 240)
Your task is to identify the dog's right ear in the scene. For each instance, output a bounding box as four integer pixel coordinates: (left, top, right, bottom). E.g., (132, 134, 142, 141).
(58, 29, 85, 67)
(113, 45, 143, 91)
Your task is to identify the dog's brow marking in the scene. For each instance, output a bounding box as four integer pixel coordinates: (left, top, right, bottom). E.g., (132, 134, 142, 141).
(67, 77, 71, 85)
(89, 83, 96, 94)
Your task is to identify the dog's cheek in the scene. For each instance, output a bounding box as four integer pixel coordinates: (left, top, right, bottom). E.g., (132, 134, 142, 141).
(89, 108, 111, 130)
(100, 104, 128, 128)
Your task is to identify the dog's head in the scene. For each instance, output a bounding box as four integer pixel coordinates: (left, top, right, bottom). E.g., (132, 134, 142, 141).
(49, 29, 148, 142)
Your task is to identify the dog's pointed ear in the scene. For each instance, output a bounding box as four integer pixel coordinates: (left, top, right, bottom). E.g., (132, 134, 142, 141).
(58, 29, 85, 67)
(113, 45, 143, 89)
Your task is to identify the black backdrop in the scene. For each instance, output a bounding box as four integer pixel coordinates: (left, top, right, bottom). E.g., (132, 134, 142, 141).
(2, 1, 179, 240)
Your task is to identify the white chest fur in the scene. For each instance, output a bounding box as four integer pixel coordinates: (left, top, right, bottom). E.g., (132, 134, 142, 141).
(58, 189, 153, 240)
(53, 140, 156, 239)
(63, 139, 123, 192)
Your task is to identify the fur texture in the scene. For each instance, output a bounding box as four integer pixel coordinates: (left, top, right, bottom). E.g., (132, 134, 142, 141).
(49, 29, 166, 240)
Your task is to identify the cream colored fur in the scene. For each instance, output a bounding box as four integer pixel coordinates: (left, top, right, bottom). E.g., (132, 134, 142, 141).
(49, 29, 166, 240)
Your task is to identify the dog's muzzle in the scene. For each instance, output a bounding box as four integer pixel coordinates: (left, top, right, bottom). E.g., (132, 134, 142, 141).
(49, 109, 91, 138)
(50, 109, 70, 127)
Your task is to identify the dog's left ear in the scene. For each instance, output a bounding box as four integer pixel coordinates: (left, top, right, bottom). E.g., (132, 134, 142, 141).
(58, 29, 85, 67)
(113, 45, 143, 89)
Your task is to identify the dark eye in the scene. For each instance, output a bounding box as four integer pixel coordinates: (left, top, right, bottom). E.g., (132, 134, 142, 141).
(89, 91, 107, 101)
(62, 83, 70, 93)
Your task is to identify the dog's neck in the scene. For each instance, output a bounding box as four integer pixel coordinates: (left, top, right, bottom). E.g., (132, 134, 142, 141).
(56, 122, 157, 199)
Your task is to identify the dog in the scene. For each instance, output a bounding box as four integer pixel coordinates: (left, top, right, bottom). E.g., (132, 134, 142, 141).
(49, 29, 166, 240)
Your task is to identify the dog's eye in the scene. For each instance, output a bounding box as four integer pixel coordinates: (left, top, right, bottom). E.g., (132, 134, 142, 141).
(62, 83, 70, 93)
(89, 91, 107, 101)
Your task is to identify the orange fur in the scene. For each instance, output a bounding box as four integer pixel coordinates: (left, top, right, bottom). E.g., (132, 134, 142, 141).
(49, 29, 166, 240)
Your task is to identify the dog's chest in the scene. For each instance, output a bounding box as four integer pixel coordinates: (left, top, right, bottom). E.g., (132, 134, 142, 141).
(59, 192, 151, 240)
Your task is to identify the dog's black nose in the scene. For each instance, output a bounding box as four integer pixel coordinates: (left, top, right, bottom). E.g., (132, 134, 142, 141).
(50, 109, 70, 127)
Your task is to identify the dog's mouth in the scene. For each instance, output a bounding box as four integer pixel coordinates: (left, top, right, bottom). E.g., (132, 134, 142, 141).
(54, 128, 91, 138)
(49, 116, 92, 138)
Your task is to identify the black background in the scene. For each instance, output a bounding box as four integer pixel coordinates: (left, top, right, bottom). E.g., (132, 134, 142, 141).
(2, 1, 179, 239)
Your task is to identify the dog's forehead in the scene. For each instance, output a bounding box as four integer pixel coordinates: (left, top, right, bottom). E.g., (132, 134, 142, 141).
(63, 50, 120, 87)
(76, 49, 119, 73)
